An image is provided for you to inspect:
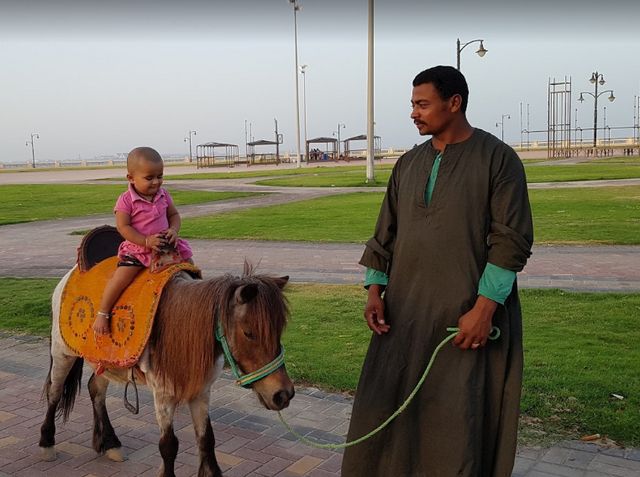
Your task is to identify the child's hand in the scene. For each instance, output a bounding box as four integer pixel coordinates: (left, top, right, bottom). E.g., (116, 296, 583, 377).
(163, 228, 178, 246)
(145, 234, 166, 251)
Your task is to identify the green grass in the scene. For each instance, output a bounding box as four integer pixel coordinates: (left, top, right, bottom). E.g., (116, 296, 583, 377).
(2, 278, 638, 446)
(529, 186, 640, 244)
(0, 184, 258, 226)
(525, 163, 640, 183)
(181, 192, 379, 242)
(181, 186, 640, 245)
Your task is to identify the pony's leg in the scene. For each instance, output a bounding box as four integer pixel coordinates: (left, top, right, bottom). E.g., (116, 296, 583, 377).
(189, 383, 222, 477)
(39, 353, 82, 461)
(151, 387, 179, 477)
(87, 372, 123, 462)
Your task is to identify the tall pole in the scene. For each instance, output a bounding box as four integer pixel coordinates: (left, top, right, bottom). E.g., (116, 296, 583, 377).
(290, 0, 302, 168)
(593, 72, 599, 148)
(456, 38, 461, 71)
(300, 64, 308, 158)
(26, 133, 39, 168)
(366, 0, 375, 182)
(184, 130, 197, 163)
(244, 119, 248, 160)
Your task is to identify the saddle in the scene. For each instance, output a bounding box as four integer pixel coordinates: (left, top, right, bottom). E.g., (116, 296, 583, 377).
(62, 226, 201, 371)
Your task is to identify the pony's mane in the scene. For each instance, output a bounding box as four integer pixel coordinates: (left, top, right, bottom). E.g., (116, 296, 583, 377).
(150, 266, 288, 402)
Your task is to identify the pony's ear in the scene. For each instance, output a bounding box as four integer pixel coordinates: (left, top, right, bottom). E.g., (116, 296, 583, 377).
(235, 284, 259, 304)
(274, 276, 289, 289)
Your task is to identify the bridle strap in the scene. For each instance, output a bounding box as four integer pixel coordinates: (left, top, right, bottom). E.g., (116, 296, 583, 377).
(215, 318, 285, 388)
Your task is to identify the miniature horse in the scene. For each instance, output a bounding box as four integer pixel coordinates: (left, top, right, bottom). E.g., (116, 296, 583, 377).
(39, 265, 294, 477)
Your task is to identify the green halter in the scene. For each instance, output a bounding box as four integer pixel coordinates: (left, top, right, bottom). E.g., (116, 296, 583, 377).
(215, 319, 286, 388)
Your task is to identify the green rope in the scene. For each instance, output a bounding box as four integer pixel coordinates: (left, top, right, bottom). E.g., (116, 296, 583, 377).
(277, 326, 500, 449)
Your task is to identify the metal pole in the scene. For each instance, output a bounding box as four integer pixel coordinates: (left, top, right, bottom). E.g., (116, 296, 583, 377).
(30, 136, 36, 168)
(301, 65, 308, 153)
(456, 38, 461, 70)
(244, 119, 248, 161)
(366, 0, 375, 182)
(593, 72, 599, 148)
(291, 1, 302, 168)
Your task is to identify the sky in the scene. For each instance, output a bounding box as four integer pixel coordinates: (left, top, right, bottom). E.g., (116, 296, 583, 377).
(1, 0, 640, 163)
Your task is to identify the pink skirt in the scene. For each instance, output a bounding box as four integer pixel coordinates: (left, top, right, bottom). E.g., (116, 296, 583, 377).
(117, 239, 193, 268)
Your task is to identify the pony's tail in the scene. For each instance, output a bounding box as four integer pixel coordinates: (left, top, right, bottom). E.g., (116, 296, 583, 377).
(42, 355, 84, 423)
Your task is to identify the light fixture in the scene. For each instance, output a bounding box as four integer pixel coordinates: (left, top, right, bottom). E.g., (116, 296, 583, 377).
(578, 93, 584, 102)
(476, 41, 488, 57)
(608, 92, 615, 102)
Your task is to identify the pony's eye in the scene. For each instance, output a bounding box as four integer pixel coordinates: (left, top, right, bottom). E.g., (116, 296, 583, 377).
(243, 330, 255, 340)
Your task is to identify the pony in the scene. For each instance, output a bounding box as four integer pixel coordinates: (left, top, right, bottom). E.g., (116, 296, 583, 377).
(39, 263, 294, 477)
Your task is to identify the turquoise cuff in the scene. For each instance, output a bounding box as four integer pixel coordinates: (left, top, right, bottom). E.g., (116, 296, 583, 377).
(364, 268, 389, 288)
(478, 263, 516, 305)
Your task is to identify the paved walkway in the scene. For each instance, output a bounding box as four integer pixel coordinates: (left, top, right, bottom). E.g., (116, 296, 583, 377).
(1, 334, 639, 477)
(1, 166, 639, 475)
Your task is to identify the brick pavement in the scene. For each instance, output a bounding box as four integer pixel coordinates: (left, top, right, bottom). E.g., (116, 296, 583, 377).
(1, 334, 639, 477)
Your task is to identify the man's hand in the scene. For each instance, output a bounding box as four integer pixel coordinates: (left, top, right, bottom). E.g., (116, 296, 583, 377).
(453, 295, 497, 350)
(364, 284, 390, 335)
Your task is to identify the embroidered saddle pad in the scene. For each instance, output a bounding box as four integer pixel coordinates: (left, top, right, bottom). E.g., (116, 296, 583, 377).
(60, 256, 201, 370)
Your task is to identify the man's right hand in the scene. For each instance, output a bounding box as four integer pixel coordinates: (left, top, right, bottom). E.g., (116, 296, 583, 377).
(364, 284, 390, 335)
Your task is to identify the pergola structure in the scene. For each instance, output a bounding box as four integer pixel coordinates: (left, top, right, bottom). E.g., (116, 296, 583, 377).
(305, 136, 338, 162)
(195, 142, 240, 168)
(344, 134, 382, 159)
(247, 139, 281, 165)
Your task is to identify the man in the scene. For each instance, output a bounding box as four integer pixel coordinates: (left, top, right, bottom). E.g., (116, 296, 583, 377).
(341, 66, 533, 477)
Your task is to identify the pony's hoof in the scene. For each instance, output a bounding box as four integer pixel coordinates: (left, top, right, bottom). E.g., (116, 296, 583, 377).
(40, 447, 57, 461)
(105, 447, 125, 462)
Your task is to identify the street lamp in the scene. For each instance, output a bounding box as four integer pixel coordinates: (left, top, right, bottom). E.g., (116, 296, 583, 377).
(300, 64, 308, 156)
(25, 133, 39, 168)
(496, 114, 510, 142)
(578, 71, 615, 148)
(289, 0, 302, 167)
(184, 130, 197, 163)
(456, 38, 487, 71)
(333, 123, 346, 159)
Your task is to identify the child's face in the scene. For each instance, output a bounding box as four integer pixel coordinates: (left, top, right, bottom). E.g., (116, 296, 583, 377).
(127, 159, 164, 198)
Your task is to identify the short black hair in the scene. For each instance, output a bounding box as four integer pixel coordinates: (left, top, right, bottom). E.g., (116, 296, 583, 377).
(413, 65, 469, 113)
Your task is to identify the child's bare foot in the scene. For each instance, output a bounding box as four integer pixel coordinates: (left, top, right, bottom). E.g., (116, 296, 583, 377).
(93, 311, 111, 335)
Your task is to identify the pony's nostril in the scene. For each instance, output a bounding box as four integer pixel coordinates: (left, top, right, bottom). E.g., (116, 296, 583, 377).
(273, 390, 291, 409)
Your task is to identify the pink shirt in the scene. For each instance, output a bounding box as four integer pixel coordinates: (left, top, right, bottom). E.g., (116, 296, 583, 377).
(114, 184, 193, 267)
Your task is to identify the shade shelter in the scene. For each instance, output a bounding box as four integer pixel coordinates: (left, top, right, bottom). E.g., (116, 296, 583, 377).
(196, 142, 240, 168)
(247, 139, 282, 165)
(305, 136, 338, 162)
(344, 134, 382, 160)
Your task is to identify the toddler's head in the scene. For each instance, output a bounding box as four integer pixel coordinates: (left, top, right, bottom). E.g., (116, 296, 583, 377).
(126, 147, 164, 198)
(127, 147, 163, 175)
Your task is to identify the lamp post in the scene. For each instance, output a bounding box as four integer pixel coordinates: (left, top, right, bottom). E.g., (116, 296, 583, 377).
(333, 123, 346, 160)
(289, 0, 302, 168)
(26, 133, 39, 168)
(456, 38, 487, 71)
(496, 114, 510, 142)
(184, 130, 197, 163)
(578, 71, 615, 148)
(300, 64, 308, 156)
(365, 0, 375, 182)
(634, 95, 640, 145)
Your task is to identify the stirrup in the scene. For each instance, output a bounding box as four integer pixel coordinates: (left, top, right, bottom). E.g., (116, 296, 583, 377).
(123, 368, 139, 414)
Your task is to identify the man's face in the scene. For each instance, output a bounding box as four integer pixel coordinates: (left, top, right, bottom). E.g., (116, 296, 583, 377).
(410, 82, 458, 136)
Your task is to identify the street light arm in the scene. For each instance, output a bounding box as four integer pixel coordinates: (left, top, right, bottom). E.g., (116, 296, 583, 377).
(458, 38, 485, 52)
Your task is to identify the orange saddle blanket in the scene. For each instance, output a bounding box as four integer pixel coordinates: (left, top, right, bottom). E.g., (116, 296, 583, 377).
(60, 256, 201, 370)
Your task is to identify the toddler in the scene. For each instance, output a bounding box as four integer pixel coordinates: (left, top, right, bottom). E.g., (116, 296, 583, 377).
(93, 146, 193, 335)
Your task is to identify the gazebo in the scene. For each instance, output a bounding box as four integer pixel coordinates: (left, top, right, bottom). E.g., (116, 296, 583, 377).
(196, 142, 240, 169)
(247, 139, 281, 165)
(305, 136, 338, 162)
(343, 134, 382, 160)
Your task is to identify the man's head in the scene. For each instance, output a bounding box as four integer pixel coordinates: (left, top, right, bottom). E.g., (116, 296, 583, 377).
(410, 66, 469, 137)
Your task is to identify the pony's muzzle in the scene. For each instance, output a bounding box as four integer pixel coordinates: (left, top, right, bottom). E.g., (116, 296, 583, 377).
(273, 387, 295, 410)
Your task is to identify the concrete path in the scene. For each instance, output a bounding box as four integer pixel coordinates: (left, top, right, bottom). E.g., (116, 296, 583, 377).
(2, 334, 639, 477)
(1, 165, 640, 475)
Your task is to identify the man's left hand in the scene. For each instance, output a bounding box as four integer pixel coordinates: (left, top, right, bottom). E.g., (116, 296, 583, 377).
(453, 295, 498, 350)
